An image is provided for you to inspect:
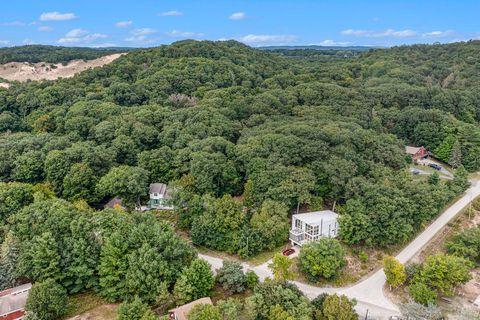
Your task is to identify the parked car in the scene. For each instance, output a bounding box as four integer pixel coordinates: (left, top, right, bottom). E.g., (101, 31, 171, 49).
(428, 163, 442, 171)
(412, 169, 420, 175)
(282, 248, 295, 256)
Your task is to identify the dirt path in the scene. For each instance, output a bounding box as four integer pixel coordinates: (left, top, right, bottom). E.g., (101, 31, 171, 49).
(0, 53, 125, 82)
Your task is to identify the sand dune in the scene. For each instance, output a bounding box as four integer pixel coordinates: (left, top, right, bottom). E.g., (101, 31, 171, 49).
(0, 53, 125, 83)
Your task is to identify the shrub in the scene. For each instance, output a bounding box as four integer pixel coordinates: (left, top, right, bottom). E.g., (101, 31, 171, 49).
(245, 270, 259, 289)
(216, 260, 246, 294)
(117, 296, 156, 320)
(299, 238, 345, 280)
(188, 304, 221, 320)
(409, 282, 437, 305)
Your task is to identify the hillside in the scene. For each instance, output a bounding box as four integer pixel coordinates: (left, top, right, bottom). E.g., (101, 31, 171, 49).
(0, 45, 130, 64)
(0, 39, 475, 249)
(0, 53, 125, 83)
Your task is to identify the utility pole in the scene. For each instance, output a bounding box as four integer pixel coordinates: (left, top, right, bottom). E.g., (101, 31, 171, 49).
(364, 309, 368, 320)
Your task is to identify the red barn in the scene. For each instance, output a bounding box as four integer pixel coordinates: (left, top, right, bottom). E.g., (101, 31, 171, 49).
(405, 146, 426, 161)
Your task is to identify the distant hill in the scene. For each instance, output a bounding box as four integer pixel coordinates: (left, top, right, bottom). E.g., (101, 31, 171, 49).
(258, 45, 380, 51)
(0, 45, 133, 64)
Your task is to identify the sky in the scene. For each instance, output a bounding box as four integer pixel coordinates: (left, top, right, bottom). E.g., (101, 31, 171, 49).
(1, 0, 479, 48)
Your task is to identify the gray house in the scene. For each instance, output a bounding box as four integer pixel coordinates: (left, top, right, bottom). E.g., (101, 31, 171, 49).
(289, 210, 339, 246)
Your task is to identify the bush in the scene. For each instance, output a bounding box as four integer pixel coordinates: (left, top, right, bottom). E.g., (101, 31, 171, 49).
(25, 279, 67, 320)
(299, 238, 345, 280)
(188, 304, 221, 320)
(216, 260, 246, 294)
(174, 259, 215, 305)
(445, 226, 480, 263)
(245, 270, 259, 289)
(409, 282, 437, 305)
(322, 294, 357, 320)
(117, 296, 157, 320)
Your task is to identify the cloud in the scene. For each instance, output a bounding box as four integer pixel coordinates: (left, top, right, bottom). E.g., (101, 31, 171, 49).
(58, 29, 107, 44)
(229, 12, 246, 20)
(422, 30, 453, 37)
(65, 28, 88, 38)
(125, 28, 157, 43)
(158, 10, 183, 17)
(341, 28, 417, 38)
(23, 39, 36, 45)
(238, 34, 297, 44)
(1, 21, 27, 27)
(115, 21, 133, 28)
(165, 30, 204, 38)
(0, 40, 10, 45)
(40, 11, 76, 21)
(315, 39, 351, 46)
(38, 26, 53, 32)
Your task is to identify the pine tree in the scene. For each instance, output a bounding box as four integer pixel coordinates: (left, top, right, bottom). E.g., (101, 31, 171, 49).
(449, 140, 462, 169)
(20, 232, 61, 282)
(0, 232, 20, 290)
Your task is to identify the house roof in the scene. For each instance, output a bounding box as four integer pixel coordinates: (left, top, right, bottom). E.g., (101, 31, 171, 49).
(104, 197, 123, 209)
(0, 283, 31, 317)
(405, 146, 423, 155)
(168, 297, 213, 320)
(293, 210, 338, 225)
(149, 183, 167, 195)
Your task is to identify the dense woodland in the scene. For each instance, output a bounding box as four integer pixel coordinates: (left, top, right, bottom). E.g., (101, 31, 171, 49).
(0, 40, 479, 318)
(0, 45, 130, 64)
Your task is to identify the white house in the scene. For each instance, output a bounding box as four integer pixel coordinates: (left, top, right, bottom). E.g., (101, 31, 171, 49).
(148, 183, 173, 210)
(289, 210, 338, 246)
(0, 283, 32, 320)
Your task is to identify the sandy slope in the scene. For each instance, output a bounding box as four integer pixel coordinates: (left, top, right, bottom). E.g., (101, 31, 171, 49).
(0, 53, 125, 83)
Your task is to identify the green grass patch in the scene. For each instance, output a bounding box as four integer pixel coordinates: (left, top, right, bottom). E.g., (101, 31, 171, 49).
(64, 292, 107, 318)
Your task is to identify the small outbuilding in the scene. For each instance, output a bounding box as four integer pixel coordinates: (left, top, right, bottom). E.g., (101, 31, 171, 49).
(0, 283, 32, 320)
(289, 210, 339, 246)
(405, 146, 426, 161)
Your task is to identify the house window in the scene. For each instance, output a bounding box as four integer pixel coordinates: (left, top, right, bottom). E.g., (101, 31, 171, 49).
(312, 225, 319, 235)
(306, 224, 313, 235)
(295, 219, 303, 230)
(154, 193, 158, 197)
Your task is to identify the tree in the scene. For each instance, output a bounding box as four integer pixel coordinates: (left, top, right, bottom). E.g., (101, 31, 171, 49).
(245, 270, 259, 290)
(216, 260, 246, 294)
(428, 172, 440, 185)
(311, 293, 328, 320)
(97, 165, 148, 207)
(409, 282, 437, 305)
(188, 304, 221, 320)
(299, 238, 345, 280)
(174, 259, 215, 305)
(383, 256, 407, 289)
(445, 226, 480, 263)
(25, 279, 67, 320)
(217, 298, 243, 320)
(0, 182, 34, 223)
(268, 305, 295, 320)
(12, 151, 44, 183)
(449, 139, 462, 169)
(0, 232, 19, 290)
(400, 300, 443, 320)
(244, 282, 313, 320)
(250, 200, 289, 250)
(269, 253, 294, 281)
(62, 162, 98, 203)
(117, 296, 157, 320)
(321, 294, 357, 320)
(20, 232, 61, 282)
(413, 253, 473, 296)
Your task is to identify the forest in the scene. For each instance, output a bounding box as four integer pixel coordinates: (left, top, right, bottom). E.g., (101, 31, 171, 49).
(0, 44, 130, 64)
(1, 40, 479, 318)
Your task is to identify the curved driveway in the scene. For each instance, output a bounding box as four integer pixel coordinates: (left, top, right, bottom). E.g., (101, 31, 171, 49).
(199, 180, 480, 319)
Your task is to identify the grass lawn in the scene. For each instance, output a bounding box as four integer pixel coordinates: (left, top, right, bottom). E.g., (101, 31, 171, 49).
(64, 292, 112, 319)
